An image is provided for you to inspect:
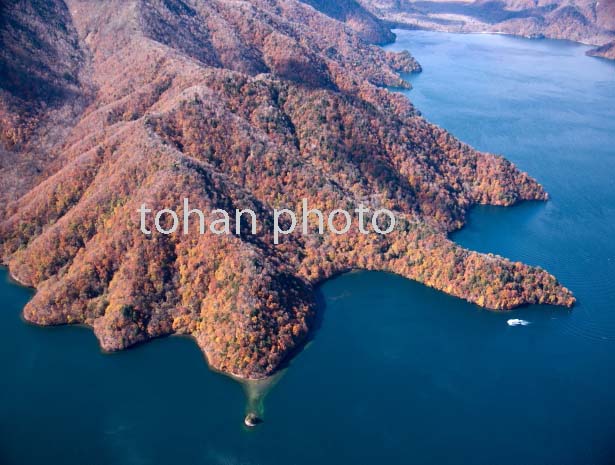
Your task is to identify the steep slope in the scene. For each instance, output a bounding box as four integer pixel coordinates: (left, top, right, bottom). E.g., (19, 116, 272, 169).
(358, 0, 615, 58)
(0, 0, 91, 207)
(300, 0, 396, 43)
(0, 0, 573, 379)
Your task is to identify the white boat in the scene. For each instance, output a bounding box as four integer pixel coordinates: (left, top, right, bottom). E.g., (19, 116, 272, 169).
(507, 319, 530, 326)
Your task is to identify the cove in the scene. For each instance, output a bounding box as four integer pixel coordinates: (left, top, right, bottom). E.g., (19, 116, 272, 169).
(2, 30, 615, 465)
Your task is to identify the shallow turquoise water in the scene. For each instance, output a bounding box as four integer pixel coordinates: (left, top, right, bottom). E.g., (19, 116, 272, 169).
(2, 31, 615, 464)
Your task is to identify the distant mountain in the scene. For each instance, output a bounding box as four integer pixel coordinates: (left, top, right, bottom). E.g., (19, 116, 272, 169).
(0, 0, 573, 379)
(357, 0, 615, 58)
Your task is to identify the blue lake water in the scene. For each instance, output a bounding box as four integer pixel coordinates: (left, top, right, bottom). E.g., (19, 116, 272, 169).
(2, 30, 615, 464)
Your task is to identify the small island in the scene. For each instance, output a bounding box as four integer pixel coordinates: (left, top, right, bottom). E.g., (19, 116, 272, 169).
(244, 413, 262, 428)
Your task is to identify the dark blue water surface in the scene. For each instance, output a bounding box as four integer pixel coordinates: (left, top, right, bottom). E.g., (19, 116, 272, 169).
(2, 31, 615, 465)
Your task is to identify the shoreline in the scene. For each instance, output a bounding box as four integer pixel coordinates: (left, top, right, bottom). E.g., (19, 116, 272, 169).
(387, 22, 611, 54)
(0, 264, 276, 382)
(0, 248, 575, 382)
(2, 265, 33, 289)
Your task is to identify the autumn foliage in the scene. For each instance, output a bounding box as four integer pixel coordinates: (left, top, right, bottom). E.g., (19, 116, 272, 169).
(0, 0, 573, 379)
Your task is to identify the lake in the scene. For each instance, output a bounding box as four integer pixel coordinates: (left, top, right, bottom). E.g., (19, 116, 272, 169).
(1, 30, 615, 464)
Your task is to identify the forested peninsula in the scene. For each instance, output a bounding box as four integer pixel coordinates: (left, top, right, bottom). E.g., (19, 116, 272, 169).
(0, 0, 573, 379)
